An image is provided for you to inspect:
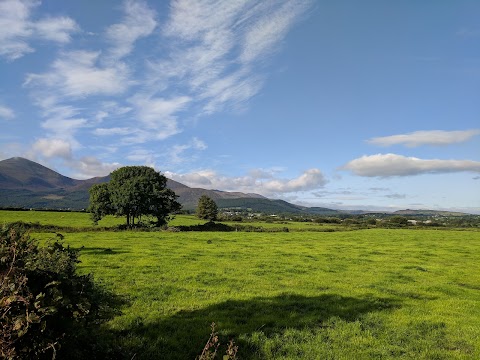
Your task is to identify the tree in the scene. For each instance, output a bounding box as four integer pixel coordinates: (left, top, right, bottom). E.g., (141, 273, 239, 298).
(389, 215, 409, 226)
(88, 166, 181, 227)
(196, 195, 218, 222)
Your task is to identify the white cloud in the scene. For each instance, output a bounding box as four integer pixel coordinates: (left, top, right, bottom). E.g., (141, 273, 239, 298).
(32, 138, 72, 159)
(0, 105, 15, 120)
(94, 127, 132, 136)
(106, 0, 157, 60)
(33, 16, 79, 43)
(165, 168, 327, 196)
(384, 193, 407, 199)
(240, 0, 310, 64)
(25, 50, 130, 97)
(191, 137, 207, 150)
(150, 0, 312, 114)
(0, 0, 79, 60)
(343, 153, 480, 177)
(101, 101, 132, 115)
(68, 156, 121, 179)
(166, 137, 208, 164)
(0, 0, 34, 60)
(367, 130, 480, 147)
(126, 148, 156, 166)
(15, 0, 313, 164)
(129, 95, 190, 138)
(35, 102, 87, 142)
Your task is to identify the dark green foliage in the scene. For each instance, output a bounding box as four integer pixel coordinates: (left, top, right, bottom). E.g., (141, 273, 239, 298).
(196, 195, 218, 221)
(88, 166, 181, 227)
(0, 224, 119, 359)
(389, 216, 409, 226)
(89, 183, 112, 224)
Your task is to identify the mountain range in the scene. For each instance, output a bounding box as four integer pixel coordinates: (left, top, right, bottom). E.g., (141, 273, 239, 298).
(0, 157, 339, 214)
(0, 157, 472, 216)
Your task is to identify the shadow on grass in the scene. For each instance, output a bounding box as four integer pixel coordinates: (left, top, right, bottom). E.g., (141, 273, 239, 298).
(77, 246, 130, 255)
(113, 293, 400, 359)
(55, 283, 132, 360)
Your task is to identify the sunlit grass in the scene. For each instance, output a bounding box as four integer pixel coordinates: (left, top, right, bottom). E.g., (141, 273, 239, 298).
(0, 209, 123, 227)
(33, 229, 480, 359)
(0, 211, 341, 231)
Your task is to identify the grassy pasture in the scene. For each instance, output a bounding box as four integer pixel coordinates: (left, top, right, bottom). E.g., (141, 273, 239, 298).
(30, 228, 480, 359)
(0, 209, 124, 227)
(0, 210, 341, 231)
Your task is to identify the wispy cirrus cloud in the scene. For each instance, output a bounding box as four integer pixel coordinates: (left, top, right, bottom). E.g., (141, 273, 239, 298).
(0, 0, 79, 61)
(129, 95, 190, 135)
(33, 16, 79, 43)
(93, 127, 132, 136)
(166, 137, 207, 164)
(367, 129, 480, 147)
(165, 167, 327, 197)
(105, 0, 157, 61)
(17, 0, 313, 165)
(343, 153, 480, 177)
(150, 0, 312, 114)
(0, 105, 15, 120)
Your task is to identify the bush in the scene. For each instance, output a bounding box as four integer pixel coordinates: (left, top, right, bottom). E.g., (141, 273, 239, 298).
(0, 223, 119, 359)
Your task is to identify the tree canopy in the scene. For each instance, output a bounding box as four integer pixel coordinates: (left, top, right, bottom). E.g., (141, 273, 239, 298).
(196, 195, 218, 222)
(88, 166, 181, 227)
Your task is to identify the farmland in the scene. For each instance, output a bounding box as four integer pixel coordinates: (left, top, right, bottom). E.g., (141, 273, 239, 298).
(2, 210, 480, 359)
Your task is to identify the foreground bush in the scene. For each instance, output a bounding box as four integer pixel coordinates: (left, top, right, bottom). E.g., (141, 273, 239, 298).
(0, 224, 118, 359)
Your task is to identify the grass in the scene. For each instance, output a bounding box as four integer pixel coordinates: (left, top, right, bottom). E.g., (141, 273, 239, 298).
(0, 211, 342, 231)
(30, 228, 480, 359)
(0, 209, 123, 228)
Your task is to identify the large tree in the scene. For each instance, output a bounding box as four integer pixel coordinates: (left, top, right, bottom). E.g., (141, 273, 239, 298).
(88, 166, 181, 227)
(196, 195, 218, 222)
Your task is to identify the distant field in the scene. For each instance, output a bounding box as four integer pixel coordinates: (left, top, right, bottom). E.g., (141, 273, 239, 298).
(0, 210, 341, 231)
(0, 210, 205, 228)
(32, 229, 480, 359)
(0, 209, 122, 227)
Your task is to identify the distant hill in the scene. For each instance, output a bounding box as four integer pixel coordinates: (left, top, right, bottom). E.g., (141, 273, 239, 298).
(216, 198, 338, 215)
(1, 157, 474, 216)
(393, 209, 470, 217)
(0, 157, 327, 214)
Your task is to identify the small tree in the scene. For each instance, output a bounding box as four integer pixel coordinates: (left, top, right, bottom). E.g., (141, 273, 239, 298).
(88, 166, 181, 227)
(196, 195, 218, 222)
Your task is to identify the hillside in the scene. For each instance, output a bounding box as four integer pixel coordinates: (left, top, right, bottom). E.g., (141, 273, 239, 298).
(216, 198, 339, 215)
(393, 209, 470, 217)
(0, 157, 307, 214)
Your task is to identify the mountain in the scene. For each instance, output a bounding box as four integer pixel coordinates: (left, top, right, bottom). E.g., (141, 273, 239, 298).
(0, 157, 318, 214)
(0, 157, 79, 190)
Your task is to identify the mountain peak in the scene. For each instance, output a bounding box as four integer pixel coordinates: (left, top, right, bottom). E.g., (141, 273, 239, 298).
(0, 157, 76, 190)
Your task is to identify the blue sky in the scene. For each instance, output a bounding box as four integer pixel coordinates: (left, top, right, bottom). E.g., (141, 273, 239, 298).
(1, 0, 479, 213)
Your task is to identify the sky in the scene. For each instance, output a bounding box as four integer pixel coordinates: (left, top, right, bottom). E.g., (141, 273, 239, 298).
(0, 0, 479, 214)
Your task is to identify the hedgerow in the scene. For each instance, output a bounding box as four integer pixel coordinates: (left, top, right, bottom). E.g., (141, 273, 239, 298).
(0, 223, 120, 359)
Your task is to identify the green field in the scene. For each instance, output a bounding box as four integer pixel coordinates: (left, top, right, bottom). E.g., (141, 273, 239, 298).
(26, 226, 480, 359)
(0, 210, 342, 231)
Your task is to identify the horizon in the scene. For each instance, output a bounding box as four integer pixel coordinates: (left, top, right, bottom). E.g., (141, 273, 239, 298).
(1, 156, 478, 215)
(1, 1, 479, 214)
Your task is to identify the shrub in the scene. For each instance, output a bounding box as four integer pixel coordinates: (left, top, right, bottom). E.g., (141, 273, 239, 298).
(0, 223, 118, 359)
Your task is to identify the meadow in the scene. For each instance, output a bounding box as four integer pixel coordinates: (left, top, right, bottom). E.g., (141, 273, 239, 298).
(0, 210, 341, 231)
(1, 210, 480, 359)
